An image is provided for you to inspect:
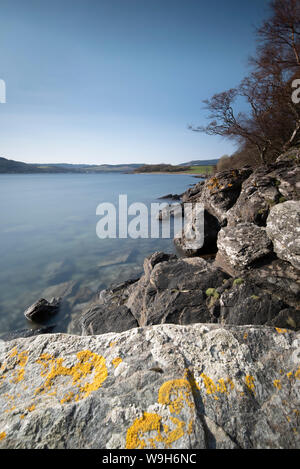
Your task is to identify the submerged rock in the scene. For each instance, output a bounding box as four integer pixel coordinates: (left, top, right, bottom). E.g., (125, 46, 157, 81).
(0, 324, 299, 449)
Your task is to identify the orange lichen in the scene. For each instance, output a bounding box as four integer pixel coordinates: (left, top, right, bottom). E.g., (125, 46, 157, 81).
(0, 432, 6, 441)
(295, 368, 300, 380)
(243, 333, 248, 340)
(200, 373, 218, 399)
(275, 328, 287, 334)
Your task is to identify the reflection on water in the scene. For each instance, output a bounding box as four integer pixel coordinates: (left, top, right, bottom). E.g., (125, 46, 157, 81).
(0, 172, 194, 334)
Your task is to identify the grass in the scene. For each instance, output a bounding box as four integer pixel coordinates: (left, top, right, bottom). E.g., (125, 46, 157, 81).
(187, 165, 214, 175)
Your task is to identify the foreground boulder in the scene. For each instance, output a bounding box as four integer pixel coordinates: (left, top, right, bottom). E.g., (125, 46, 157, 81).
(0, 324, 299, 449)
(266, 201, 300, 270)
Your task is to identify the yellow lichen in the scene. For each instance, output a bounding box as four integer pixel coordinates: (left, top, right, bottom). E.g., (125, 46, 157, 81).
(158, 379, 194, 414)
(295, 368, 300, 380)
(125, 412, 185, 450)
(0, 432, 6, 441)
(275, 328, 287, 334)
(10, 351, 29, 383)
(112, 357, 122, 368)
(27, 404, 35, 412)
(245, 375, 256, 395)
(35, 350, 108, 402)
(273, 380, 281, 390)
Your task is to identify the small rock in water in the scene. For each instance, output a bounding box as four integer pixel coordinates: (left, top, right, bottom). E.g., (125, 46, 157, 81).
(24, 298, 61, 322)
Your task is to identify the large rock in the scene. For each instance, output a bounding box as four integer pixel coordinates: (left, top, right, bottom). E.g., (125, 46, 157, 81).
(126, 252, 228, 326)
(174, 209, 220, 256)
(266, 201, 300, 270)
(198, 167, 252, 224)
(247, 259, 300, 309)
(219, 280, 289, 327)
(216, 223, 273, 275)
(0, 324, 299, 449)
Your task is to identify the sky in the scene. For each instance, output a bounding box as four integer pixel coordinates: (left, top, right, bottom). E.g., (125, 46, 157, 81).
(0, 0, 271, 165)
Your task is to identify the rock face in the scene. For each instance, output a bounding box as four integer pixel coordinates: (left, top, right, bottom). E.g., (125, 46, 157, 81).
(216, 223, 273, 275)
(266, 201, 300, 270)
(0, 324, 299, 449)
(24, 298, 61, 323)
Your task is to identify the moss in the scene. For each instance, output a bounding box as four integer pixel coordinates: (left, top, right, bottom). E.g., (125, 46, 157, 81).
(251, 295, 260, 301)
(233, 278, 244, 286)
(205, 288, 220, 299)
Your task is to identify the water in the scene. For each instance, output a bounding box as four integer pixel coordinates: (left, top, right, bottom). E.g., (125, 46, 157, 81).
(0, 172, 195, 334)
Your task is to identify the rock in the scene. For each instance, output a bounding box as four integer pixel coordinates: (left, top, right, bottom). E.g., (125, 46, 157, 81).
(174, 209, 220, 256)
(77, 278, 139, 336)
(41, 281, 79, 301)
(0, 326, 56, 342)
(24, 298, 61, 323)
(158, 193, 182, 201)
(266, 201, 300, 270)
(247, 259, 300, 308)
(156, 203, 182, 221)
(80, 304, 138, 336)
(226, 168, 281, 226)
(0, 324, 299, 449)
(126, 252, 228, 326)
(43, 259, 74, 285)
(198, 167, 252, 224)
(216, 223, 273, 275)
(97, 252, 133, 268)
(182, 181, 205, 203)
(219, 280, 288, 327)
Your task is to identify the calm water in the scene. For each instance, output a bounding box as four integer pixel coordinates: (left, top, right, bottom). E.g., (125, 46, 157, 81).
(0, 173, 195, 334)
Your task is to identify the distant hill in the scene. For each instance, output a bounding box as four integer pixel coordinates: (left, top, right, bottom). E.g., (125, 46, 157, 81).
(0, 157, 71, 174)
(0, 157, 144, 174)
(180, 159, 219, 166)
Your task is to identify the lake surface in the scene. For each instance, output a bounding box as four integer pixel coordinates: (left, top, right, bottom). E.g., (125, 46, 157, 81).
(0, 172, 195, 334)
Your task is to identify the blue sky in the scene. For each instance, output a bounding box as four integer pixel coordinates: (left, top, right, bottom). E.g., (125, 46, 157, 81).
(0, 0, 270, 165)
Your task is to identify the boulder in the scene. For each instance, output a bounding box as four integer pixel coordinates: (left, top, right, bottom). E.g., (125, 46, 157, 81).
(219, 280, 288, 327)
(80, 304, 138, 336)
(126, 252, 228, 326)
(266, 201, 300, 270)
(247, 259, 300, 308)
(198, 167, 252, 224)
(174, 209, 220, 256)
(216, 223, 273, 275)
(24, 298, 61, 323)
(0, 324, 299, 449)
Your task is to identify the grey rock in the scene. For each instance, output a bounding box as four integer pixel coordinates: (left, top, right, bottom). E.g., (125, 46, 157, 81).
(219, 281, 287, 327)
(216, 223, 273, 275)
(174, 209, 220, 256)
(80, 304, 138, 336)
(247, 258, 300, 309)
(0, 324, 299, 449)
(24, 298, 61, 323)
(266, 200, 300, 270)
(0, 326, 56, 342)
(126, 252, 228, 326)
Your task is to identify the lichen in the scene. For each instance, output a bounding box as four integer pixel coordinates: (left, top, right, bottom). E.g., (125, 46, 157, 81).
(0, 432, 6, 441)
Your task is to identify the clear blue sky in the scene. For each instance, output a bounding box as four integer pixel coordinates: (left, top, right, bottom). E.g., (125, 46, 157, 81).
(0, 0, 270, 165)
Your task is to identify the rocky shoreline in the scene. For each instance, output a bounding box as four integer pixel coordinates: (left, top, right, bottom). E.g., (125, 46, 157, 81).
(0, 148, 299, 448)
